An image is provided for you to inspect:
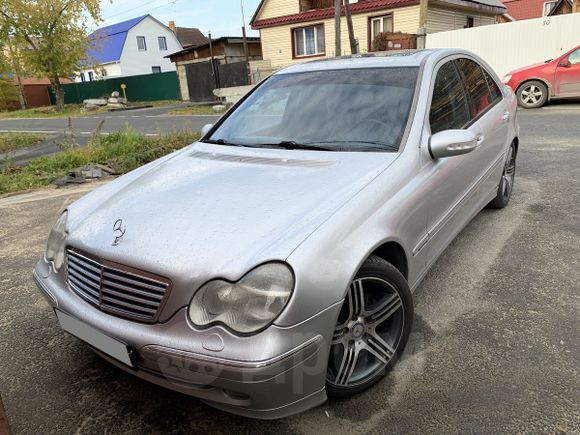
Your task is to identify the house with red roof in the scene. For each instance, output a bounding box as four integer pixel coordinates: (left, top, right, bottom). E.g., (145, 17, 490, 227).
(251, 0, 506, 68)
(502, 0, 576, 20)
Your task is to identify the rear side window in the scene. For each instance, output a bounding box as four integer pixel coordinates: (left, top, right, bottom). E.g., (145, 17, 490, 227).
(482, 68, 502, 103)
(429, 61, 471, 134)
(455, 58, 493, 118)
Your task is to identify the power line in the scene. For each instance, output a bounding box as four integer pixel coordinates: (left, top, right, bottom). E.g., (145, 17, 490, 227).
(102, 0, 180, 22)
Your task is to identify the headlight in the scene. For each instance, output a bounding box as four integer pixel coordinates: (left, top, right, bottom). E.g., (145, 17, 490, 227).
(503, 74, 512, 84)
(188, 263, 294, 334)
(45, 211, 67, 271)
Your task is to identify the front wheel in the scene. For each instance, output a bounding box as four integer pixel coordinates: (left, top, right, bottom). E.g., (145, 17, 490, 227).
(517, 80, 548, 108)
(326, 256, 413, 399)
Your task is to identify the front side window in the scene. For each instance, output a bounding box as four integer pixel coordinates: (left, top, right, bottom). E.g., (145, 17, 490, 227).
(455, 58, 493, 118)
(207, 67, 418, 152)
(293, 24, 325, 57)
(158, 36, 167, 51)
(371, 15, 393, 41)
(429, 61, 471, 134)
(137, 36, 147, 51)
(567, 49, 580, 65)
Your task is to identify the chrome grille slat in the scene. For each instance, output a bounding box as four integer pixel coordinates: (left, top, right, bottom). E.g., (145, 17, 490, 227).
(66, 248, 170, 322)
(102, 280, 164, 300)
(68, 278, 100, 303)
(101, 296, 158, 315)
(101, 287, 161, 308)
(67, 254, 102, 275)
(102, 271, 166, 292)
(68, 264, 101, 285)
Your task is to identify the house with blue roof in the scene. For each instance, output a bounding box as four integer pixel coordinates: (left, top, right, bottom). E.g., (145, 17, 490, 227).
(77, 15, 183, 82)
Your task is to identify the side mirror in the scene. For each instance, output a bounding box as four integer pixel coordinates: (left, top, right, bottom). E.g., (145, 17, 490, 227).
(558, 58, 571, 68)
(201, 124, 214, 136)
(429, 129, 478, 159)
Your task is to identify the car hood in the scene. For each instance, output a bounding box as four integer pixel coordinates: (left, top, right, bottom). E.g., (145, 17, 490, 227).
(66, 142, 398, 317)
(508, 61, 554, 76)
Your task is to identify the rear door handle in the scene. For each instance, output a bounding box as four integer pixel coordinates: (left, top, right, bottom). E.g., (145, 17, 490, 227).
(502, 111, 510, 122)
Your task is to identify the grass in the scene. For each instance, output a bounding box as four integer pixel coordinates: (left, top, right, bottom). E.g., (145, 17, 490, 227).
(0, 133, 46, 154)
(0, 127, 200, 195)
(0, 100, 182, 119)
(168, 105, 224, 116)
(0, 104, 108, 119)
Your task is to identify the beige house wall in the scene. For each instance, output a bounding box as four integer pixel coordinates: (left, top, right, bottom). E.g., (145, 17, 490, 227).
(256, 0, 300, 20)
(426, 7, 497, 33)
(259, 5, 422, 68)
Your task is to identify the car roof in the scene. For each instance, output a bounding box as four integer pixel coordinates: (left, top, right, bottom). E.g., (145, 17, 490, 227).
(274, 49, 461, 74)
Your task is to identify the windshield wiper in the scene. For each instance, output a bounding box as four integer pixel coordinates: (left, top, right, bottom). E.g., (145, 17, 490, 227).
(259, 141, 335, 151)
(202, 138, 253, 148)
(307, 141, 399, 152)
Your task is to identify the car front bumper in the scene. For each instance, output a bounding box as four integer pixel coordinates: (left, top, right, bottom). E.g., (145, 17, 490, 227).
(33, 259, 340, 419)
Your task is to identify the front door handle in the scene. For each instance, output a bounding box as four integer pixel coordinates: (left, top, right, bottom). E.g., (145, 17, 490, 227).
(502, 111, 510, 122)
(476, 133, 485, 145)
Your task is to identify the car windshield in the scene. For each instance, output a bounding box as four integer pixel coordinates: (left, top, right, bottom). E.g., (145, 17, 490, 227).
(206, 67, 419, 152)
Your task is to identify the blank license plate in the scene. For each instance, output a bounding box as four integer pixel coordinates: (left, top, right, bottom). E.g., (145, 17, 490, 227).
(55, 309, 134, 367)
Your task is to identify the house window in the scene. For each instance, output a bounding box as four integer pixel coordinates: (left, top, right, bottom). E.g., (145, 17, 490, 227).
(152, 66, 162, 74)
(158, 36, 167, 51)
(466, 16, 475, 28)
(293, 24, 325, 57)
(88, 71, 94, 81)
(543, 1, 557, 15)
(80, 73, 85, 82)
(370, 15, 393, 41)
(137, 36, 147, 51)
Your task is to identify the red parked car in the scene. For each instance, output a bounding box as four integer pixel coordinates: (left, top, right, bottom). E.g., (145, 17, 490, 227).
(504, 45, 580, 108)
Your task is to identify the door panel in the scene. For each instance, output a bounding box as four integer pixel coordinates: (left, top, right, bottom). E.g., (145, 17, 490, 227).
(420, 58, 483, 267)
(555, 49, 580, 97)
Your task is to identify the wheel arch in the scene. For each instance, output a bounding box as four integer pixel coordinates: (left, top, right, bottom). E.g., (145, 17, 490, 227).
(516, 78, 552, 100)
(367, 240, 409, 280)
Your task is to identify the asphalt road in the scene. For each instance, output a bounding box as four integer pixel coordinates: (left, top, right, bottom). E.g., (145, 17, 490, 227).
(0, 105, 221, 166)
(0, 104, 579, 434)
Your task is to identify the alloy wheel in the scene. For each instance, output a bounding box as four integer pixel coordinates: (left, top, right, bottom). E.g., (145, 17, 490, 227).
(327, 277, 405, 387)
(520, 85, 543, 106)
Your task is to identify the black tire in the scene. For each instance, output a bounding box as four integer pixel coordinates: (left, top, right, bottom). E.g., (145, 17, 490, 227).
(488, 142, 517, 209)
(516, 80, 548, 109)
(326, 255, 413, 399)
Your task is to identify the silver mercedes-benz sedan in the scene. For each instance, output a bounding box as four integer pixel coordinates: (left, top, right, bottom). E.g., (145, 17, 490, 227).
(33, 49, 519, 419)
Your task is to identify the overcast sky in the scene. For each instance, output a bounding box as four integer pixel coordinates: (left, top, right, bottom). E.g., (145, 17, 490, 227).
(96, 0, 262, 37)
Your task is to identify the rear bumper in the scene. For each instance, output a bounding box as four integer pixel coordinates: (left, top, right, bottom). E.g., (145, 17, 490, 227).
(33, 260, 340, 419)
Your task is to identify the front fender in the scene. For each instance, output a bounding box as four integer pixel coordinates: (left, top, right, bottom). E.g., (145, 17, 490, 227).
(276, 152, 425, 327)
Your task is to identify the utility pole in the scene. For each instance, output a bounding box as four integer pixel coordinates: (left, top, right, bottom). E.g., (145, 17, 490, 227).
(343, 0, 358, 54)
(241, 0, 251, 84)
(208, 31, 219, 89)
(334, 0, 341, 56)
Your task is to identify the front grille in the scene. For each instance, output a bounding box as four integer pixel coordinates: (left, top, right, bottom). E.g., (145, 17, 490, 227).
(66, 248, 171, 322)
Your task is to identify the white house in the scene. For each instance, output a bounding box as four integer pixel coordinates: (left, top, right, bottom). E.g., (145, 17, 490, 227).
(77, 15, 183, 82)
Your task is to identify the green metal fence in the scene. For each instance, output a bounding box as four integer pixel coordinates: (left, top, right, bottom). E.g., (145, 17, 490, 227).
(50, 71, 180, 104)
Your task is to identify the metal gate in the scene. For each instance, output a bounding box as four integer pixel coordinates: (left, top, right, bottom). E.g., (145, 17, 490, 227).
(185, 60, 249, 102)
(185, 61, 217, 102)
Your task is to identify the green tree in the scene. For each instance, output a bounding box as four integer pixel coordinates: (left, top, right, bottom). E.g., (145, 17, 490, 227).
(0, 0, 104, 111)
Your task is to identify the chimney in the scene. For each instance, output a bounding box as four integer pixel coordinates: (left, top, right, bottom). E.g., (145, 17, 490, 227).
(168, 21, 176, 33)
